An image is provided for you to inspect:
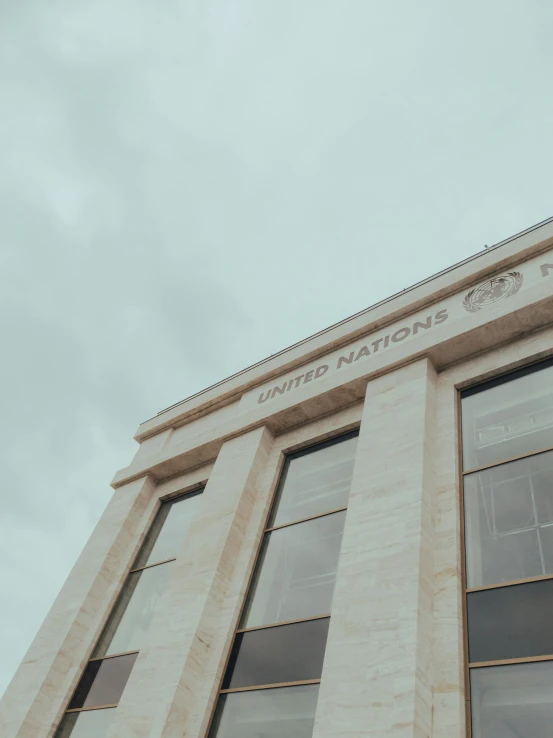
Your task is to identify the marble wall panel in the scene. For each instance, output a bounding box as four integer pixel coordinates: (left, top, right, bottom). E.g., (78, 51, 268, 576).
(312, 358, 437, 738)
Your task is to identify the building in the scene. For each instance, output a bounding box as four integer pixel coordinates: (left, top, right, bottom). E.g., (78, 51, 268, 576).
(3, 217, 553, 738)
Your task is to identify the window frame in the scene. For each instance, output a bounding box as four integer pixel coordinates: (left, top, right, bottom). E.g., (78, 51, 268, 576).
(204, 428, 359, 738)
(459, 357, 553, 737)
(56, 485, 204, 730)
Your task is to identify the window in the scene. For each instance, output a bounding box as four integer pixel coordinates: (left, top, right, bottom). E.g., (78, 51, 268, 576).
(207, 432, 358, 738)
(470, 661, 553, 738)
(461, 359, 553, 738)
(241, 511, 346, 628)
(464, 451, 553, 588)
(56, 706, 116, 738)
(210, 683, 319, 738)
(55, 490, 201, 737)
(68, 653, 139, 709)
(461, 359, 553, 471)
(222, 619, 330, 690)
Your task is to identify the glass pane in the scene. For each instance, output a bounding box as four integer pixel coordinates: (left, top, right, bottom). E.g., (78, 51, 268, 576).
(540, 525, 553, 572)
(467, 579, 553, 663)
(56, 707, 115, 738)
(133, 492, 201, 569)
(471, 661, 553, 738)
(464, 452, 553, 588)
(462, 362, 553, 470)
(68, 653, 138, 709)
(241, 512, 346, 628)
(223, 618, 329, 690)
(209, 684, 319, 738)
(269, 434, 357, 528)
(93, 561, 174, 657)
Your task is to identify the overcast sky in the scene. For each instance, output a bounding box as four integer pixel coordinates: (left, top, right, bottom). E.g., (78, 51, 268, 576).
(1, 0, 552, 697)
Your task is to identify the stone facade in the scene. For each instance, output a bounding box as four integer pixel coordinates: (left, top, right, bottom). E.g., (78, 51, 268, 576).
(2, 217, 553, 738)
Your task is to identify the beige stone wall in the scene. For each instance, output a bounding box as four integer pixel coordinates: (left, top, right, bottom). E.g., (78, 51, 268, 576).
(432, 372, 465, 738)
(313, 359, 437, 738)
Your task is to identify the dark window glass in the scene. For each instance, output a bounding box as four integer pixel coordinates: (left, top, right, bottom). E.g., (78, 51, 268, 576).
(241, 512, 346, 628)
(467, 579, 553, 663)
(93, 562, 174, 657)
(269, 434, 358, 528)
(68, 653, 138, 709)
(464, 451, 553, 588)
(470, 661, 553, 738)
(56, 707, 115, 738)
(223, 618, 330, 690)
(133, 491, 201, 569)
(209, 684, 319, 738)
(461, 362, 553, 471)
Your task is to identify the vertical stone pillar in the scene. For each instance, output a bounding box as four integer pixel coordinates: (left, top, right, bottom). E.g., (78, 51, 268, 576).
(0, 475, 156, 738)
(432, 375, 466, 738)
(108, 425, 273, 738)
(313, 358, 437, 738)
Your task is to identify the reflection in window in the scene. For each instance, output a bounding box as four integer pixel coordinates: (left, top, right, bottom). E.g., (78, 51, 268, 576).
(241, 512, 345, 628)
(133, 492, 201, 569)
(56, 708, 115, 738)
(68, 653, 138, 710)
(471, 661, 553, 738)
(211, 684, 320, 738)
(468, 579, 553, 663)
(94, 562, 175, 657)
(464, 451, 553, 587)
(223, 618, 330, 690)
(462, 361, 553, 471)
(269, 434, 358, 527)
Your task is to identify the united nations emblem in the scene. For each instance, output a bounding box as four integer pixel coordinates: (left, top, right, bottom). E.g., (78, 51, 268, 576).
(463, 272, 523, 313)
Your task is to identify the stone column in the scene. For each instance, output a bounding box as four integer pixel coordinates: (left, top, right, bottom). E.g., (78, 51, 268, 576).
(108, 425, 273, 738)
(432, 374, 466, 738)
(0, 475, 157, 738)
(313, 358, 437, 738)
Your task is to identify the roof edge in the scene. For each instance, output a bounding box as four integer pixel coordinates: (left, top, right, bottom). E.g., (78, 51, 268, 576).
(139, 215, 553, 436)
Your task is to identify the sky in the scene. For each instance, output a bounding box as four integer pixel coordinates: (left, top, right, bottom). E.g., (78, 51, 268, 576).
(0, 0, 552, 698)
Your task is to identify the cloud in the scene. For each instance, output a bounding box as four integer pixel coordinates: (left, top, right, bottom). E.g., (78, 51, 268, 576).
(0, 0, 551, 698)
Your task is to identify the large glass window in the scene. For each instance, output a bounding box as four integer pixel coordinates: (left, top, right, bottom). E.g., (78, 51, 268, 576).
(470, 661, 553, 738)
(464, 451, 553, 588)
(461, 359, 553, 738)
(210, 684, 320, 738)
(241, 511, 346, 628)
(268, 435, 357, 527)
(68, 653, 138, 709)
(467, 579, 553, 663)
(223, 618, 330, 690)
(56, 708, 116, 738)
(56, 489, 202, 737)
(462, 359, 553, 471)
(208, 432, 358, 738)
(93, 562, 175, 657)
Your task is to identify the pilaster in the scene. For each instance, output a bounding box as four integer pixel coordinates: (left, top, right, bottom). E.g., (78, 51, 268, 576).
(313, 358, 437, 738)
(0, 476, 156, 738)
(107, 426, 273, 738)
